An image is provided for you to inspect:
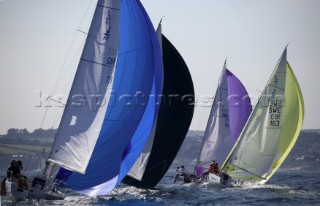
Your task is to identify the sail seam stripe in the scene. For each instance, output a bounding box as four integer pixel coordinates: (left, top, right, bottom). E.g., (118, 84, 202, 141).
(267, 84, 285, 91)
(97, 5, 120, 10)
(210, 114, 227, 118)
(81, 58, 113, 67)
(77, 29, 87, 35)
(229, 163, 266, 180)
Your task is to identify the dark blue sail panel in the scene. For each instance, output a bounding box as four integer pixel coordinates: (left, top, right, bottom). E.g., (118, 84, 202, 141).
(117, 73, 163, 184)
(116, 0, 164, 185)
(56, 0, 163, 196)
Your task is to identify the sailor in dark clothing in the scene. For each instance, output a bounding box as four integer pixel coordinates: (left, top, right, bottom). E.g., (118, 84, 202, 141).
(7, 160, 28, 190)
(7, 160, 20, 178)
(174, 165, 192, 183)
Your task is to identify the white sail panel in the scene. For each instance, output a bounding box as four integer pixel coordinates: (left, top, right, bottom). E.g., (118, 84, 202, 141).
(156, 21, 163, 53)
(197, 66, 230, 169)
(48, 0, 120, 174)
(127, 118, 158, 180)
(222, 50, 287, 182)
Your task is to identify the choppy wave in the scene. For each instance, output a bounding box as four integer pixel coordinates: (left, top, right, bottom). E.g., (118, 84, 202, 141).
(1, 170, 319, 205)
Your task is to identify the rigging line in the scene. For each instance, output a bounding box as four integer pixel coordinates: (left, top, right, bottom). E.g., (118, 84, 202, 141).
(26, 0, 97, 174)
(97, 4, 120, 10)
(49, 0, 96, 130)
(54, 34, 86, 88)
(267, 83, 285, 92)
(46, 0, 104, 169)
(53, 0, 95, 90)
(144, 159, 167, 176)
(228, 163, 266, 180)
(25, 105, 51, 176)
(194, 107, 209, 171)
(50, 47, 83, 129)
(77, 29, 87, 35)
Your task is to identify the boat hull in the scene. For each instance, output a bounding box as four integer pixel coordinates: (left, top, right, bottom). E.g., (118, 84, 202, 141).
(5, 178, 64, 203)
(208, 173, 230, 186)
(5, 180, 27, 203)
(26, 188, 64, 201)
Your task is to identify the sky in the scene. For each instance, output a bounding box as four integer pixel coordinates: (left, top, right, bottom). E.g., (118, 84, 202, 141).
(0, 0, 319, 134)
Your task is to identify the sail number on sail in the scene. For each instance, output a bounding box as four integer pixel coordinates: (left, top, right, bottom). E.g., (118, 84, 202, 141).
(268, 98, 284, 127)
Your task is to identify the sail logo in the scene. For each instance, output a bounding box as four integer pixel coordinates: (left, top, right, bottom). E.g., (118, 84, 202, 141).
(106, 75, 113, 85)
(274, 75, 278, 86)
(221, 108, 230, 128)
(103, 10, 112, 41)
(106, 57, 116, 66)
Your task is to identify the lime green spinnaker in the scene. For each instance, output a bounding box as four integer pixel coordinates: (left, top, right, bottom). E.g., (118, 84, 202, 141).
(266, 62, 304, 182)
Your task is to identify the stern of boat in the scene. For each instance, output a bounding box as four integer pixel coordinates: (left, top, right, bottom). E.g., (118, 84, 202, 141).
(5, 179, 27, 203)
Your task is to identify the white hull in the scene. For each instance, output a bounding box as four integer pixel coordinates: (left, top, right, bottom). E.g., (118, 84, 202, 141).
(207, 173, 230, 186)
(5, 180, 27, 203)
(208, 173, 221, 184)
(173, 173, 230, 186)
(5, 178, 64, 203)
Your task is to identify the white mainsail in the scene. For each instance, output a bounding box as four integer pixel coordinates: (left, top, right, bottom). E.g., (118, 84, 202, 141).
(48, 0, 120, 174)
(196, 64, 230, 169)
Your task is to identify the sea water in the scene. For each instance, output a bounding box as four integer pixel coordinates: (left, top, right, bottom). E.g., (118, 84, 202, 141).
(1, 169, 319, 205)
(1, 130, 319, 205)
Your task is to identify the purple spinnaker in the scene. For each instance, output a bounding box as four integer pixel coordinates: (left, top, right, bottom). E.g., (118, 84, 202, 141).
(226, 70, 252, 144)
(195, 67, 252, 177)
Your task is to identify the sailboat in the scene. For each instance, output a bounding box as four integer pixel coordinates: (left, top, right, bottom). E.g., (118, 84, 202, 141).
(5, 0, 163, 202)
(220, 47, 304, 184)
(194, 61, 252, 184)
(122, 21, 195, 189)
(52, 0, 162, 196)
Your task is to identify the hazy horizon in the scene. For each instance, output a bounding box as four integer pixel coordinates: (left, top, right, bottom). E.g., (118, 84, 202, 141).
(0, 0, 319, 134)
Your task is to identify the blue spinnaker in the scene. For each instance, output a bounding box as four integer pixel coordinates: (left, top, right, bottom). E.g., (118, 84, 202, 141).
(56, 0, 163, 196)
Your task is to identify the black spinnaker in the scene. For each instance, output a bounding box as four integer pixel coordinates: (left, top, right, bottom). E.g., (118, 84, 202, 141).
(122, 34, 195, 188)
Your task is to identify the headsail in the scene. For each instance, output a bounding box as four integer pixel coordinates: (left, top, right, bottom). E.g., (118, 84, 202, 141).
(48, 0, 120, 174)
(221, 48, 304, 183)
(122, 23, 195, 188)
(54, 0, 163, 196)
(195, 63, 252, 176)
